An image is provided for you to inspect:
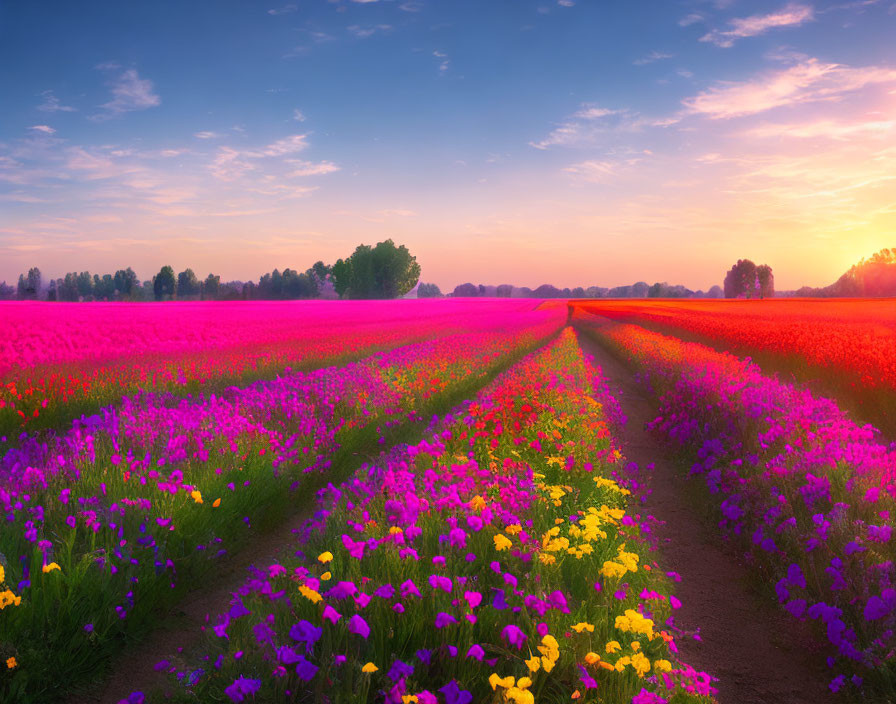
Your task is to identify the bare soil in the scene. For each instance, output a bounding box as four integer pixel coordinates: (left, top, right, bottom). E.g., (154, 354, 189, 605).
(578, 333, 836, 704)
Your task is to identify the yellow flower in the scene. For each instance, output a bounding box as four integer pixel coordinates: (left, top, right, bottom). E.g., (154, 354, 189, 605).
(42, 562, 61, 574)
(524, 656, 541, 673)
(506, 688, 534, 704)
(505, 524, 522, 535)
(605, 640, 621, 654)
(190, 490, 203, 504)
(469, 495, 487, 511)
(320, 571, 332, 581)
(489, 674, 515, 690)
(615, 655, 632, 672)
(601, 561, 627, 579)
(212, 498, 221, 508)
(361, 662, 378, 673)
(389, 526, 403, 535)
(541, 656, 556, 673)
(0, 589, 22, 609)
(0, 565, 5, 583)
(516, 677, 532, 689)
(298, 585, 322, 604)
(631, 641, 640, 651)
(571, 622, 594, 633)
(654, 659, 672, 673)
(538, 553, 556, 565)
(6, 657, 16, 669)
(402, 697, 419, 704)
(493, 534, 512, 551)
(318, 551, 333, 564)
(631, 652, 651, 677)
(584, 652, 601, 665)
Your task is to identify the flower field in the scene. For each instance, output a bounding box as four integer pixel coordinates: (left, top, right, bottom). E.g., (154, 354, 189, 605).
(0, 302, 564, 702)
(142, 328, 715, 704)
(575, 312, 896, 697)
(0, 300, 550, 441)
(2, 297, 894, 703)
(571, 299, 896, 433)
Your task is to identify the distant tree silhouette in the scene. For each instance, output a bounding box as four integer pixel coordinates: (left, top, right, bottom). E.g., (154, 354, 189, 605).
(177, 269, 200, 298)
(724, 259, 762, 298)
(452, 283, 479, 297)
(153, 266, 177, 300)
(417, 282, 442, 298)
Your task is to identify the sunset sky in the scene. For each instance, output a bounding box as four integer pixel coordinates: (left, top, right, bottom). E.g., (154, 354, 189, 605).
(2, 0, 895, 291)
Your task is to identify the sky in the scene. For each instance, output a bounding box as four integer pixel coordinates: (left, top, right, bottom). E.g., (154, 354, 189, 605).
(1, 0, 895, 292)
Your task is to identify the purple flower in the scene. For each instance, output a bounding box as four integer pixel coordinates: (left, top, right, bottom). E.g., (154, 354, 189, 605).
(387, 659, 414, 682)
(439, 680, 472, 704)
(501, 624, 527, 649)
(373, 584, 395, 599)
(289, 620, 322, 651)
(295, 656, 318, 682)
(400, 579, 421, 598)
(435, 612, 457, 628)
(466, 644, 484, 661)
(224, 676, 261, 703)
(277, 646, 301, 665)
(228, 598, 251, 620)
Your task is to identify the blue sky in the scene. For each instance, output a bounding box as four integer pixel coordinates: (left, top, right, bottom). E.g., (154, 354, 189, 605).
(2, 0, 896, 290)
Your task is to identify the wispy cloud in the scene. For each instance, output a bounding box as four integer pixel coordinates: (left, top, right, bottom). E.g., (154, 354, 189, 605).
(36, 90, 76, 113)
(267, 4, 297, 15)
(433, 50, 450, 73)
(683, 58, 896, 118)
(292, 109, 306, 122)
(29, 125, 56, 135)
(679, 13, 704, 27)
(530, 104, 649, 150)
(284, 159, 340, 177)
(194, 131, 221, 139)
(92, 67, 160, 120)
(563, 160, 617, 182)
(701, 3, 814, 47)
(634, 51, 675, 65)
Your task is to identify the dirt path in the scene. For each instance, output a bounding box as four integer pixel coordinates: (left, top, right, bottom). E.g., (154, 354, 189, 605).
(578, 333, 835, 704)
(69, 507, 312, 704)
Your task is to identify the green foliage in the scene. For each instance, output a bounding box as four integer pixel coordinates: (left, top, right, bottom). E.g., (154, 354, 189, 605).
(330, 239, 421, 299)
(176, 269, 200, 298)
(153, 266, 176, 301)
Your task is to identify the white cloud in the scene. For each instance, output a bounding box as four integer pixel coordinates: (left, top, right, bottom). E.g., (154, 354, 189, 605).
(29, 125, 56, 134)
(530, 105, 626, 149)
(679, 13, 704, 27)
(293, 109, 306, 122)
(701, 3, 814, 47)
(93, 68, 160, 119)
(36, 90, 76, 113)
(194, 131, 221, 139)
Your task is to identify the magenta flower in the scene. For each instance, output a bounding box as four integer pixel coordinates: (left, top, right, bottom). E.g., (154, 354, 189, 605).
(501, 624, 526, 649)
(434, 612, 457, 628)
(347, 614, 370, 639)
(463, 590, 482, 609)
(322, 605, 341, 624)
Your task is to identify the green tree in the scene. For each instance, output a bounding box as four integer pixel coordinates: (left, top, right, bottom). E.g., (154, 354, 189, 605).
(177, 268, 200, 298)
(417, 282, 442, 298)
(756, 264, 774, 299)
(153, 265, 176, 300)
(203, 273, 221, 299)
(330, 239, 420, 299)
(724, 260, 757, 299)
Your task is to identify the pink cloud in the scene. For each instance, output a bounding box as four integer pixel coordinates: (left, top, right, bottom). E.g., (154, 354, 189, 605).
(701, 4, 814, 47)
(684, 58, 896, 119)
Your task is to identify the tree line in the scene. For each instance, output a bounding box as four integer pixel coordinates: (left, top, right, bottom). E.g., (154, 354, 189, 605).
(0, 239, 422, 302)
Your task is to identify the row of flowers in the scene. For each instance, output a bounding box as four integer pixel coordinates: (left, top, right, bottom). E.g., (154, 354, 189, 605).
(148, 328, 716, 704)
(0, 307, 564, 702)
(576, 313, 896, 697)
(0, 299, 552, 440)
